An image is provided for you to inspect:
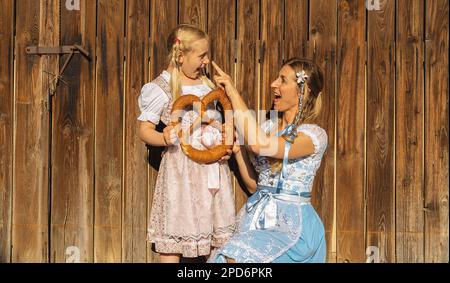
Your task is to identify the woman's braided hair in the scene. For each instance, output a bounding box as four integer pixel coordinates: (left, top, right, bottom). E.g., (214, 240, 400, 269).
(267, 58, 324, 172)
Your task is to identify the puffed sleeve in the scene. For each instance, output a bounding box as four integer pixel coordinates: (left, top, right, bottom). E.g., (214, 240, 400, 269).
(297, 124, 328, 156)
(137, 82, 170, 124)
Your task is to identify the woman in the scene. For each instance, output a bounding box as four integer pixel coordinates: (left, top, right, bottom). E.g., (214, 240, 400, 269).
(209, 58, 328, 263)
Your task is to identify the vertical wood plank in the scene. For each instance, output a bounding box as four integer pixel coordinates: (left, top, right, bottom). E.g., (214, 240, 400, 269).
(207, 0, 243, 211)
(150, 0, 178, 77)
(235, 0, 260, 211)
(13, 0, 59, 262)
(284, 0, 309, 59)
(260, 0, 283, 111)
(236, 0, 259, 112)
(395, 0, 425, 263)
(366, 0, 396, 263)
(95, 0, 124, 263)
(147, 0, 178, 263)
(0, 0, 14, 263)
(309, 0, 337, 263)
(123, 0, 149, 263)
(178, 0, 207, 31)
(50, 0, 96, 263)
(208, 0, 235, 76)
(336, 0, 366, 263)
(424, 0, 449, 263)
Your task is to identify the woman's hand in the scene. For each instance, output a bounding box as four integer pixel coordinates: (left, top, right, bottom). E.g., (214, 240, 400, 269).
(232, 130, 241, 154)
(217, 127, 234, 163)
(162, 125, 178, 146)
(212, 61, 239, 97)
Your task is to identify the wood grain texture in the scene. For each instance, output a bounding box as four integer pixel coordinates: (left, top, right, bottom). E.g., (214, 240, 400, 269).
(147, 0, 178, 263)
(0, 0, 14, 263)
(424, 0, 449, 263)
(236, 0, 259, 112)
(284, 0, 309, 59)
(50, 0, 96, 263)
(179, 0, 207, 31)
(123, 0, 150, 263)
(235, 0, 260, 211)
(309, 0, 337, 263)
(336, 0, 366, 263)
(260, 0, 283, 111)
(13, 0, 59, 262)
(366, 0, 396, 263)
(395, 0, 425, 263)
(94, 0, 124, 263)
(208, 0, 235, 75)
(207, 0, 245, 213)
(1, 0, 447, 263)
(150, 0, 178, 77)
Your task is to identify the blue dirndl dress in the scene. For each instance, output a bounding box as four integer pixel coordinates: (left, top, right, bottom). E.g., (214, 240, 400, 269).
(208, 122, 328, 263)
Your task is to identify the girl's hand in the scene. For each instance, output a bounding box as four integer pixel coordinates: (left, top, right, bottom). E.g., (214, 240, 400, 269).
(212, 61, 239, 97)
(218, 149, 232, 163)
(163, 125, 178, 146)
(218, 127, 237, 163)
(218, 130, 241, 164)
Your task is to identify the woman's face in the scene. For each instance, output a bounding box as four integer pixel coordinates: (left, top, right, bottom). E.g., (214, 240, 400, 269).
(179, 38, 210, 80)
(270, 65, 301, 112)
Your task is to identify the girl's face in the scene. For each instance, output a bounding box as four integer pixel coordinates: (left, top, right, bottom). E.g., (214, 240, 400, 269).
(270, 65, 302, 112)
(179, 38, 210, 80)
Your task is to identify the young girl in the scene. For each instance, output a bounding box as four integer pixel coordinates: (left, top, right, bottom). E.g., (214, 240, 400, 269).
(209, 58, 327, 263)
(137, 24, 235, 263)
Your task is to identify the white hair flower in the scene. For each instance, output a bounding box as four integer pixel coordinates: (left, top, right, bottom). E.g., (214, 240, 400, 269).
(296, 70, 308, 85)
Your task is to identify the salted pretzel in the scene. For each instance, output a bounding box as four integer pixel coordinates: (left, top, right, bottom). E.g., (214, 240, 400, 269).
(170, 89, 234, 164)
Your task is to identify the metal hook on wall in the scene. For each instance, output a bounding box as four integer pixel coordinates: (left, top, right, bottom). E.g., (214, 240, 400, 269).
(26, 44, 91, 96)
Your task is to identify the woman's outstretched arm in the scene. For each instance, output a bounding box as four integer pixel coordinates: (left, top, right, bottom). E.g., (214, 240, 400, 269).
(212, 61, 315, 160)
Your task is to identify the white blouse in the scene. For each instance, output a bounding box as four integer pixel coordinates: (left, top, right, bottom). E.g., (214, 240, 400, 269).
(137, 70, 222, 189)
(137, 70, 212, 124)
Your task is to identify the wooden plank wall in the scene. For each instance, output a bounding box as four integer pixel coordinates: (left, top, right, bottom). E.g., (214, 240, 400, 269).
(336, 0, 366, 263)
(94, 0, 125, 263)
(308, 0, 337, 263)
(366, 0, 396, 263)
(0, 0, 14, 264)
(12, 0, 59, 262)
(234, 0, 259, 211)
(123, 0, 150, 263)
(396, 0, 424, 262)
(51, 0, 96, 263)
(0, 0, 448, 263)
(424, 0, 449, 263)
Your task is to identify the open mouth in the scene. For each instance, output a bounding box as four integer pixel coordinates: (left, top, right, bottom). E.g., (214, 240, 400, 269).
(273, 92, 282, 103)
(195, 67, 205, 77)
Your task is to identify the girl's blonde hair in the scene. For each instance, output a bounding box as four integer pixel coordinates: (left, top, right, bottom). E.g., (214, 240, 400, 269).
(268, 58, 325, 172)
(167, 24, 215, 99)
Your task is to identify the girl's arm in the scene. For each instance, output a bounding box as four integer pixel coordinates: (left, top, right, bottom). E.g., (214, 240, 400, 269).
(233, 146, 258, 193)
(212, 62, 315, 160)
(138, 121, 176, 146)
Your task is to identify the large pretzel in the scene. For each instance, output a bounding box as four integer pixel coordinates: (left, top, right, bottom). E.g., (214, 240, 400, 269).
(170, 89, 234, 164)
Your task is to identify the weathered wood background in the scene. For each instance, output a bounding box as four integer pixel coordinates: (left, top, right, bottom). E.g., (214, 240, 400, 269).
(0, 0, 448, 263)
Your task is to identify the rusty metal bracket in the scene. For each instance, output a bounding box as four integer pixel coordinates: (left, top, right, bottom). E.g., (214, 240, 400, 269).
(26, 44, 91, 96)
(26, 45, 91, 61)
